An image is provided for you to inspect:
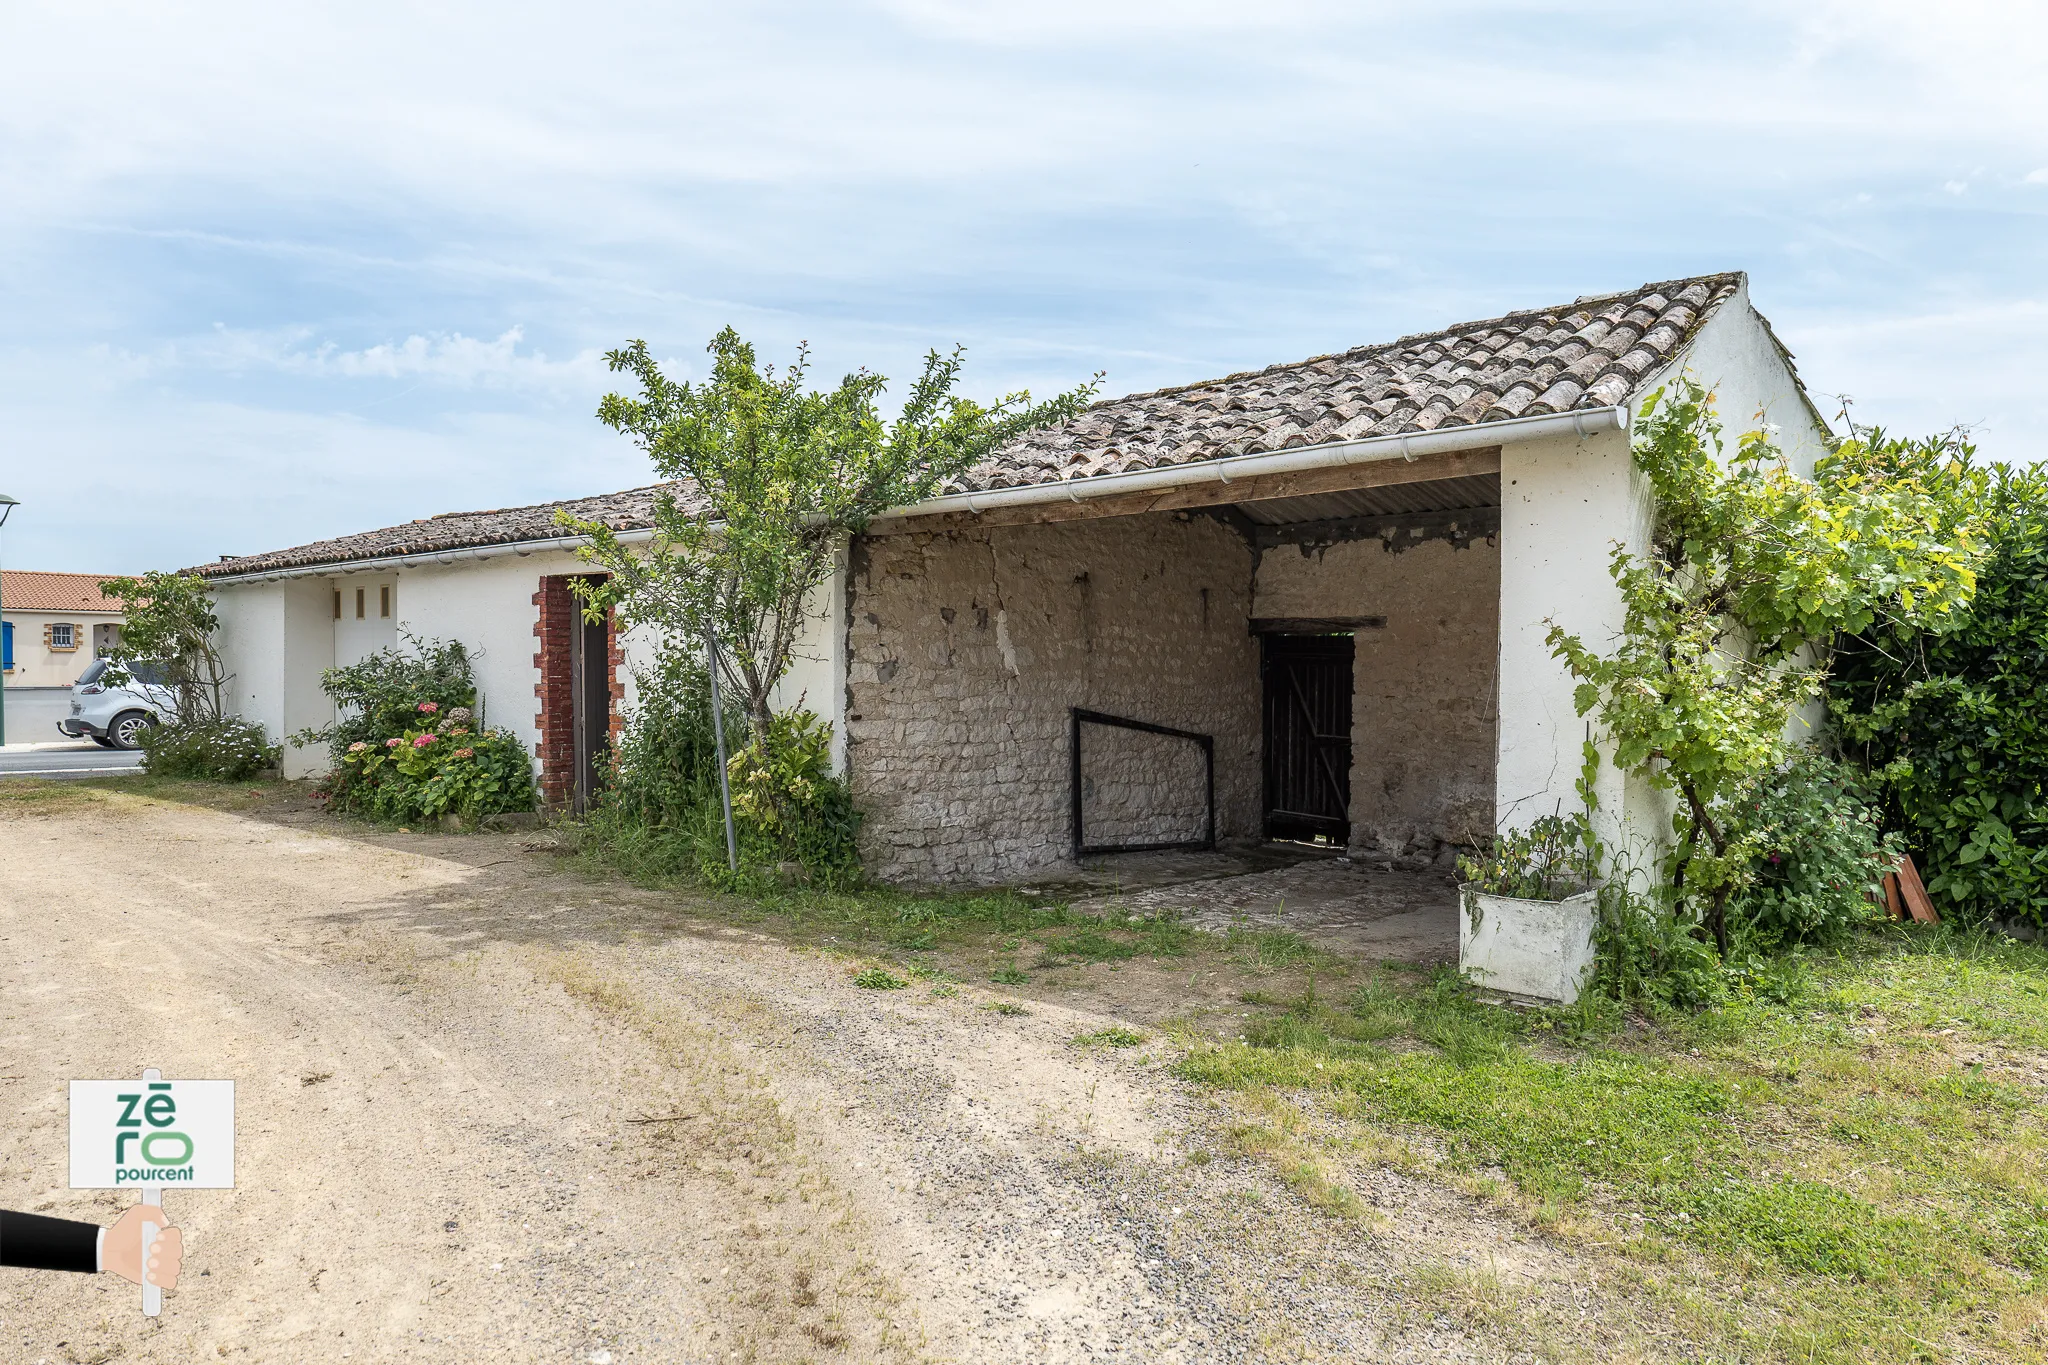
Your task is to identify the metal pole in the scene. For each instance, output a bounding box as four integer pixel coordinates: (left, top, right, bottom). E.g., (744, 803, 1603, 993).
(138, 1067, 164, 1317)
(704, 623, 739, 872)
(0, 494, 16, 748)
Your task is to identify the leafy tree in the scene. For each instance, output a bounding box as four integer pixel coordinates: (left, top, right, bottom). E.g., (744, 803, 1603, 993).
(1546, 381, 1982, 953)
(97, 571, 232, 721)
(1830, 454, 2048, 930)
(563, 328, 1099, 736)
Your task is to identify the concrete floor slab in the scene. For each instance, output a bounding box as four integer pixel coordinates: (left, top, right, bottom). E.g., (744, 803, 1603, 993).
(1069, 857, 1460, 966)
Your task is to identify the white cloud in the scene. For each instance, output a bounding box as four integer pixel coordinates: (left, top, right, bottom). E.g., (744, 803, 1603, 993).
(0, 381, 641, 573)
(1, 0, 2046, 570)
(90, 327, 608, 392)
(1943, 180, 1969, 195)
(1786, 299, 2048, 462)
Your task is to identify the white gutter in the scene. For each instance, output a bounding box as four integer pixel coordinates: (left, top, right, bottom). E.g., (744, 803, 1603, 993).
(208, 404, 1626, 584)
(208, 529, 658, 585)
(873, 403, 1628, 522)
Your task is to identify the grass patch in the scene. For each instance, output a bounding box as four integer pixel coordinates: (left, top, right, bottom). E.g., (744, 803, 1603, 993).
(0, 774, 289, 814)
(1040, 927, 1140, 963)
(1073, 1026, 1148, 1048)
(989, 965, 1029, 985)
(1226, 926, 1346, 974)
(852, 967, 908, 990)
(983, 1001, 1030, 1017)
(1180, 934, 2048, 1362)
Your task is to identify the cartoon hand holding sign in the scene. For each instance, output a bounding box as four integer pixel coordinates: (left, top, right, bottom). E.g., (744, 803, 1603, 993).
(62, 1068, 234, 1315)
(0, 1202, 181, 1286)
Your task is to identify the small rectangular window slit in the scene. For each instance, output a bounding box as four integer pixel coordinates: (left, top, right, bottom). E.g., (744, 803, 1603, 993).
(380, 586, 391, 618)
(355, 588, 365, 619)
(333, 590, 342, 620)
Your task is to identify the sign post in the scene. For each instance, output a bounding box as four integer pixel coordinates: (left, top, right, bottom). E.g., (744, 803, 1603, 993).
(704, 623, 739, 872)
(70, 1069, 234, 1315)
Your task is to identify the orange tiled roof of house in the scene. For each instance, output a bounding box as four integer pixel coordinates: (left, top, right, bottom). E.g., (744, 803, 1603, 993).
(0, 571, 126, 613)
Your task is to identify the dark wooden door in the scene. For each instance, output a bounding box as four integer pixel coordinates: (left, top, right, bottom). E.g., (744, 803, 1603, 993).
(569, 609, 610, 814)
(1261, 633, 1354, 842)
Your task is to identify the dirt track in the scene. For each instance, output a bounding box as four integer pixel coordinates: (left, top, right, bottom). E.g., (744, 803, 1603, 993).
(0, 789, 1583, 1364)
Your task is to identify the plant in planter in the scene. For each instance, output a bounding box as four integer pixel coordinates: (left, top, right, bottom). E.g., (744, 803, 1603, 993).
(1456, 811, 1603, 1004)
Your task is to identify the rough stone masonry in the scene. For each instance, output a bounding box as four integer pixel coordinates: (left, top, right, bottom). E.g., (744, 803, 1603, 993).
(846, 508, 1498, 883)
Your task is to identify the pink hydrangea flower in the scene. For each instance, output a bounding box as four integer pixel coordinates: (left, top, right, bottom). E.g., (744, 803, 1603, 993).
(453, 747, 476, 759)
(385, 737, 405, 748)
(413, 734, 436, 748)
(418, 701, 440, 714)
(348, 741, 368, 753)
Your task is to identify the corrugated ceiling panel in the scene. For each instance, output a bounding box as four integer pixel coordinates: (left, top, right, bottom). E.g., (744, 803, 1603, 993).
(1236, 473, 1501, 526)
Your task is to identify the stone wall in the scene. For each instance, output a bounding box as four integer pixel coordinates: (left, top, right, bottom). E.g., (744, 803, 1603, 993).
(1076, 717, 1212, 849)
(846, 512, 1259, 882)
(1253, 529, 1499, 864)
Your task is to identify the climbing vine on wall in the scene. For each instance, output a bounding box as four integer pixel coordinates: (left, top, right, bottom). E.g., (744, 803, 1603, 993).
(1546, 380, 1983, 952)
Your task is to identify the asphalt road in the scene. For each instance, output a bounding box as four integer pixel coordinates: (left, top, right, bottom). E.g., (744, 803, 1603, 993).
(0, 745, 143, 777)
(0, 689, 141, 776)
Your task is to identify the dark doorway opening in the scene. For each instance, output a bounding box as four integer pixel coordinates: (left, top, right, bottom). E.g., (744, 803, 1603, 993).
(1261, 633, 1354, 843)
(569, 599, 611, 815)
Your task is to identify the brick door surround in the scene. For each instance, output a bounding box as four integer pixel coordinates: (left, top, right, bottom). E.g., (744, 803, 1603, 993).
(533, 574, 623, 809)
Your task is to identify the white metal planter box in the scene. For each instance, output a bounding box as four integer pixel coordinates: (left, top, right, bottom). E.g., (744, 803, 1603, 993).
(1459, 885, 1599, 1005)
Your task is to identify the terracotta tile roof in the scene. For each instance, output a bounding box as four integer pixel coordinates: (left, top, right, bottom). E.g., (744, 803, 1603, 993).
(955, 273, 1745, 492)
(196, 484, 700, 579)
(0, 570, 125, 613)
(197, 274, 1747, 578)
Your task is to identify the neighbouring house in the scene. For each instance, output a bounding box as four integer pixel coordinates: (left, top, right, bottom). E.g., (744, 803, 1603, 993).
(1, 571, 126, 689)
(198, 273, 1830, 882)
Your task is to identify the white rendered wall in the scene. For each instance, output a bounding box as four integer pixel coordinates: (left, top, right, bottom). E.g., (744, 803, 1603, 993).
(1495, 426, 1650, 859)
(768, 553, 848, 772)
(280, 578, 335, 776)
(214, 580, 337, 777)
(388, 549, 586, 762)
(213, 582, 286, 744)
(332, 575, 399, 669)
(213, 544, 848, 786)
(1641, 282, 1833, 477)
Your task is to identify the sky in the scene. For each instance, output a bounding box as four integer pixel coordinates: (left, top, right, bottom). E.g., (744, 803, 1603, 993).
(1, 0, 2045, 573)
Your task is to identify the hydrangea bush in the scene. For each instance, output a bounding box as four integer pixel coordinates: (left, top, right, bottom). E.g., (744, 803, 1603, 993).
(294, 638, 536, 824)
(335, 702, 535, 823)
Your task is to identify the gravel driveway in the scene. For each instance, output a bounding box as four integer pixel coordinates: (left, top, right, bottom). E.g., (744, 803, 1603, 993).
(0, 788, 1579, 1364)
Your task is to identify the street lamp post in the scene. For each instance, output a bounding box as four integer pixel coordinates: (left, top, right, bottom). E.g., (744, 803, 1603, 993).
(0, 493, 17, 748)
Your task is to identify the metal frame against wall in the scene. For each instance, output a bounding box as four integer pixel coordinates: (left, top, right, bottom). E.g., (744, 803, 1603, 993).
(1069, 707, 1216, 859)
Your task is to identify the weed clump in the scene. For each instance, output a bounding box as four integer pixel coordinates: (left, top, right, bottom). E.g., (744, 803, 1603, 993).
(1074, 1026, 1148, 1048)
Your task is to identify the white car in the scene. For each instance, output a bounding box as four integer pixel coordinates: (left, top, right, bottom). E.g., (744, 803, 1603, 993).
(58, 659, 179, 750)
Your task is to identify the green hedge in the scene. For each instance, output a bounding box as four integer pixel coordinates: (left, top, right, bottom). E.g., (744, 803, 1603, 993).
(1831, 458, 2048, 932)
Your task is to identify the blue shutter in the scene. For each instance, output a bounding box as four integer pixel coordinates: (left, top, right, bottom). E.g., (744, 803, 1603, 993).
(2, 620, 11, 669)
